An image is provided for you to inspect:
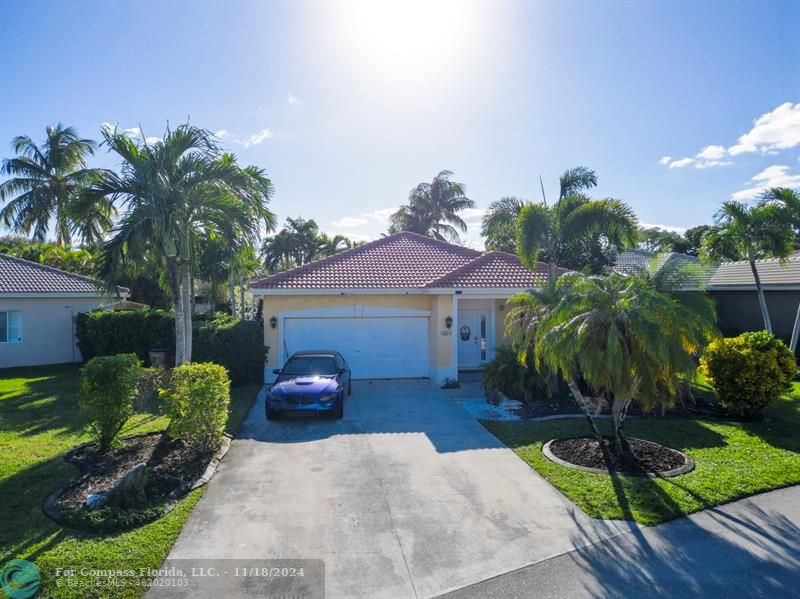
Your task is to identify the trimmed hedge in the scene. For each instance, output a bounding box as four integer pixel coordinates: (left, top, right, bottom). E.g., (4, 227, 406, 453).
(76, 310, 263, 385)
(163, 362, 231, 453)
(79, 354, 142, 451)
(700, 330, 797, 418)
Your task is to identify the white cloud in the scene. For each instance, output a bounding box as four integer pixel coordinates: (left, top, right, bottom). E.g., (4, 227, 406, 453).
(731, 165, 800, 202)
(214, 127, 274, 148)
(660, 102, 800, 170)
(639, 223, 688, 234)
(332, 216, 369, 227)
(668, 157, 695, 169)
(728, 102, 800, 156)
(696, 145, 726, 160)
(288, 92, 302, 105)
(241, 128, 273, 147)
(360, 207, 397, 223)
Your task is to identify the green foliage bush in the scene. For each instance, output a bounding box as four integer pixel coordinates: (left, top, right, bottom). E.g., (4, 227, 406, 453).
(192, 313, 264, 385)
(700, 331, 797, 417)
(76, 310, 263, 384)
(482, 346, 550, 403)
(76, 309, 175, 363)
(162, 363, 231, 452)
(79, 354, 142, 451)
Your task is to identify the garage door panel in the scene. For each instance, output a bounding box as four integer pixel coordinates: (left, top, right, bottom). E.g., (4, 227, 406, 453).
(284, 317, 429, 379)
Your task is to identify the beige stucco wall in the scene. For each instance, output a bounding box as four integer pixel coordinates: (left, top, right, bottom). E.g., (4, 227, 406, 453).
(0, 296, 105, 368)
(259, 292, 519, 383)
(260, 293, 458, 382)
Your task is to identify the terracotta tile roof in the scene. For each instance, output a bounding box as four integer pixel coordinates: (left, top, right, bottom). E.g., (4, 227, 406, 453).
(708, 256, 800, 288)
(425, 251, 559, 288)
(0, 253, 112, 295)
(250, 232, 556, 290)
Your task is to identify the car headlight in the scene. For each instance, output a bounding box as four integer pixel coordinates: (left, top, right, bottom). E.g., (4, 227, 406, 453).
(267, 393, 281, 402)
(319, 393, 338, 402)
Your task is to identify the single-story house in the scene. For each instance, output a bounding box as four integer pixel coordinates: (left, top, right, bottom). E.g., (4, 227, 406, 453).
(250, 232, 563, 384)
(615, 249, 800, 356)
(0, 253, 127, 368)
(707, 255, 800, 355)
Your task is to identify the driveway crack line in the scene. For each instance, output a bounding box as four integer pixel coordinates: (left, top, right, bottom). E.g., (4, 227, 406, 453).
(354, 391, 419, 599)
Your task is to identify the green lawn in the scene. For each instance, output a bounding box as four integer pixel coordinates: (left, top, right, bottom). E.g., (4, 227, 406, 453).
(483, 382, 800, 526)
(0, 363, 260, 598)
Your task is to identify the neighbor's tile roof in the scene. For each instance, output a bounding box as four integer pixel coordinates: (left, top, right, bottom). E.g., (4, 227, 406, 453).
(250, 232, 555, 290)
(708, 256, 800, 288)
(0, 253, 106, 295)
(426, 251, 560, 288)
(614, 250, 715, 286)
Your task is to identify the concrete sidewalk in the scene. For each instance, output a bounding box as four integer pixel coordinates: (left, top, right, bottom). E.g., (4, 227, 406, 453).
(440, 485, 800, 599)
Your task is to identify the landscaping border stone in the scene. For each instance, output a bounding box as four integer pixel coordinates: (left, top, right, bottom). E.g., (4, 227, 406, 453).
(542, 437, 695, 478)
(42, 432, 233, 530)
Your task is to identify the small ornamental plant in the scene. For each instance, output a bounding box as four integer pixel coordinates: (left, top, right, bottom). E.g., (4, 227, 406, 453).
(162, 362, 231, 453)
(79, 354, 142, 451)
(700, 331, 796, 418)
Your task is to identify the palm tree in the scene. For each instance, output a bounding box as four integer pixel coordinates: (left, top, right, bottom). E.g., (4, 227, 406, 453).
(517, 272, 716, 458)
(389, 170, 474, 242)
(86, 124, 275, 364)
(702, 200, 795, 333)
(761, 187, 800, 350)
(484, 167, 637, 283)
(0, 124, 112, 247)
(318, 233, 352, 256)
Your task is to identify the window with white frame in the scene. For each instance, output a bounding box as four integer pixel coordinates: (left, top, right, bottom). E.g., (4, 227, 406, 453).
(0, 311, 22, 343)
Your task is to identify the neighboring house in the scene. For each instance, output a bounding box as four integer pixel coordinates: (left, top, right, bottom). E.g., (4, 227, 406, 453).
(707, 256, 800, 354)
(250, 232, 564, 384)
(0, 253, 127, 368)
(615, 249, 800, 355)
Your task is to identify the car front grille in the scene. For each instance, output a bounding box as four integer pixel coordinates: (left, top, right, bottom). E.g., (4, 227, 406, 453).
(286, 396, 316, 405)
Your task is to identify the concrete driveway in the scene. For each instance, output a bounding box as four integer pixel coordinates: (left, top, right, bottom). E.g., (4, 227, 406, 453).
(159, 380, 633, 598)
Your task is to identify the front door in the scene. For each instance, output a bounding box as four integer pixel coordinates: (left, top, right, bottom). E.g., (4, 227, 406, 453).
(457, 309, 490, 369)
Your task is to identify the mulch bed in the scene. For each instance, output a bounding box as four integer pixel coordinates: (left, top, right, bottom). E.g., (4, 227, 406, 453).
(49, 432, 213, 531)
(545, 436, 692, 476)
(516, 397, 582, 419)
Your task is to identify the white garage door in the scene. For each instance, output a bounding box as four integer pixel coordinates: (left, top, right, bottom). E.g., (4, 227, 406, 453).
(283, 317, 429, 379)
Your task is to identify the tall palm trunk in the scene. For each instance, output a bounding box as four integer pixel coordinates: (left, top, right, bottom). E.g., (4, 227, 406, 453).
(546, 235, 557, 285)
(789, 301, 800, 354)
(229, 271, 236, 317)
(167, 257, 186, 365)
(239, 276, 246, 320)
(748, 250, 773, 333)
(181, 260, 193, 362)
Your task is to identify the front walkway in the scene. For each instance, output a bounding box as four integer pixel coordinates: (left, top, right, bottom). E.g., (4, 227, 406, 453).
(155, 379, 633, 598)
(441, 485, 800, 598)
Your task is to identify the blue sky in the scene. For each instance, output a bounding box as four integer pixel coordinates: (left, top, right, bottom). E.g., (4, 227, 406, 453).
(1, 0, 798, 248)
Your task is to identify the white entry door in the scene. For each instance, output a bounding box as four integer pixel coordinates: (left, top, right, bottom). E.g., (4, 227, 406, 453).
(283, 316, 429, 379)
(457, 309, 490, 369)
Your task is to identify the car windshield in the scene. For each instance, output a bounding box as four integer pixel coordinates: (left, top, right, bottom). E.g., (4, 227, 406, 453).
(282, 356, 338, 376)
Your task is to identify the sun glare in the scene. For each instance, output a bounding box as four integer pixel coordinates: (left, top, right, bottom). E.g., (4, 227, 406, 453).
(333, 1, 480, 82)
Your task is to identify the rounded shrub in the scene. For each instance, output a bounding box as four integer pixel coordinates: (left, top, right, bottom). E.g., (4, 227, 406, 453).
(79, 354, 142, 451)
(162, 362, 231, 452)
(699, 331, 796, 418)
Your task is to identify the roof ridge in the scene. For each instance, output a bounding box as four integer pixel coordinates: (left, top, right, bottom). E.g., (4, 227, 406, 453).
(424, 252, 491, 288)
(0, 252, 99, 284)
(249, 231, 480, 288)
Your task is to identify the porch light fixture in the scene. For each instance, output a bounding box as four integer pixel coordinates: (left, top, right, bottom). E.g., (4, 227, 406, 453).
(269, 316, 278, 329)
(445, 316, 453, 329)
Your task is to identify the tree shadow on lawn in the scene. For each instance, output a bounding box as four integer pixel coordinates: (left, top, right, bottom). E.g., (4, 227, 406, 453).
(0, 454, 77, 563)
(0, 364, 87, 438)
(567, 480, 800, 597)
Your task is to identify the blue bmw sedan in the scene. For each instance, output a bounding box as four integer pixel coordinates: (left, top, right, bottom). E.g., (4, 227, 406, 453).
(266, 351, 352, 420)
